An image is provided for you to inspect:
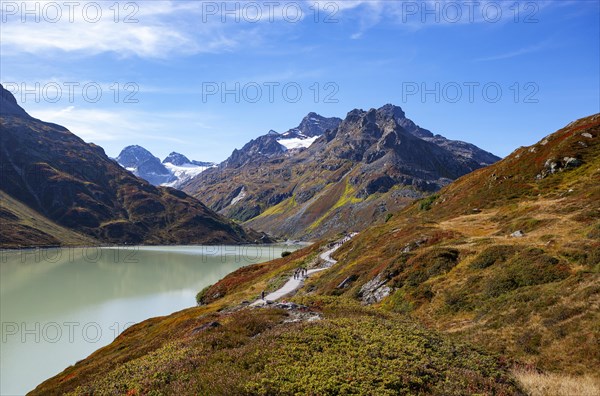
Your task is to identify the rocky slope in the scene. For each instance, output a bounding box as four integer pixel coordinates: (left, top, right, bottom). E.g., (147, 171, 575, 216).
(184, 105, 499, 240)
(308, 113, 600, 376)
(0, 84, 267, 247)
(289, 113, 599, 375)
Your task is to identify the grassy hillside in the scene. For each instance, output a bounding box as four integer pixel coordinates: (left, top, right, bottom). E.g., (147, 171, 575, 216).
(33, 114, 599, 395)
(0, 191, 97, 248)
(303, 113, 600, 375)
(33, 298, 523, 395)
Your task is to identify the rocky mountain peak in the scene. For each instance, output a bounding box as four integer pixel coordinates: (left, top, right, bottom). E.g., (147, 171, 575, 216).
(375, 104, 499, 165)
(294, 112, 342, 137)
(116, 145, 156, 168)
(163, 152, 192, 166)
(116, 146, 174, 185)
(377, 104, 406, 120)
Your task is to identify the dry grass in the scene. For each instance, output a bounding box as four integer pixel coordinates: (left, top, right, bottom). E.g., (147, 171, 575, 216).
(513, 369, 600, 396)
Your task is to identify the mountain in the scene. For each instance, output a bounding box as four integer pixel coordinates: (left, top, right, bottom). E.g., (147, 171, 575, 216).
(163, 152, 214, 167)
(183, 105, 499, 240)
(276, 112, 343, 150)
(35, 115, 599, 396)
(0, 84, 267, 246)
(117, 145, 175, 186)
(116, 147, 215, 188)
(223, 113, 342, 168)
(163, 151, 193, 166)
(377, 104, 500, 166)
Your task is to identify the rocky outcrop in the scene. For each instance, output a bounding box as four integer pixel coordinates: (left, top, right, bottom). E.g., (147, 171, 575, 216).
(358, 273, 392, 305)
(536, 157, 583, 179)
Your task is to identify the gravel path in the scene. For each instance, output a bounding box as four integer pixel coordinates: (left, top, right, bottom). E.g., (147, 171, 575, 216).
(251, 233, 357, 306)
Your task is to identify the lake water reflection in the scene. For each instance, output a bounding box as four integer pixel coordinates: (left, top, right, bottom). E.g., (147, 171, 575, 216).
(0, 244, 301, 395)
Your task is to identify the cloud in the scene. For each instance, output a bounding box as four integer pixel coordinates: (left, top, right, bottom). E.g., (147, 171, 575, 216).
(0, 1, 241, 58)
(0, 1, 347, 58)
(28, 105, 207, 144)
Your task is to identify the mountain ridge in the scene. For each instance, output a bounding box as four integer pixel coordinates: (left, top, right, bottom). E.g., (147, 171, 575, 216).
(183, 104, 500, 240)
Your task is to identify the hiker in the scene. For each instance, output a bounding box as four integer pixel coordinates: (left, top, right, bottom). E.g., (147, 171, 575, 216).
(261, 290, 265, 300)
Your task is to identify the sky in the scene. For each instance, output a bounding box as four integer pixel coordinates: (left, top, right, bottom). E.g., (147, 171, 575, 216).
(1, 0, 599, 163)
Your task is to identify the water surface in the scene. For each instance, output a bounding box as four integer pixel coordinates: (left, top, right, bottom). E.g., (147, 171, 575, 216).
(0, 244, 300, 395)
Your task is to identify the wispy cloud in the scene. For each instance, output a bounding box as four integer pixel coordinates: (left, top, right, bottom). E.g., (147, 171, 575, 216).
(28, 105, 209, 144)
(0, 1, 245, 58)
(474, 41, 551, 62)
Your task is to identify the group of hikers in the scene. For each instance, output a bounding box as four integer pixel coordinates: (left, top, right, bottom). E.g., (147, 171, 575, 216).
(258, 233, 358, 302)
(328, 233, 353, 249)
(293, 267, 307, 279)
(260, 267, 309, 300)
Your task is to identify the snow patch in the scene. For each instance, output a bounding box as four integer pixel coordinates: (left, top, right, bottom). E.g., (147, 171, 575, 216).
(161, 162, 214, 187)
(278, 136, 319, 150)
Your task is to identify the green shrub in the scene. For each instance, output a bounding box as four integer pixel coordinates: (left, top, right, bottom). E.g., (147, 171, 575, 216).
(196, 285, 211, 306)
(484, 248, 570, 297)
(518, 329, 543, 354)
(281, 251, 292, 257)
(405, 248, 460, 287)
(73, 302, 522, 395)
(418, 194, 439, 211)
(443, 288, 473, 312)
(470, 245, 519, 269)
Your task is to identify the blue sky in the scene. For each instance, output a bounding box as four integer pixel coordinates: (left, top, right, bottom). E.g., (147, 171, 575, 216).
(1, 0, 598, 162)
